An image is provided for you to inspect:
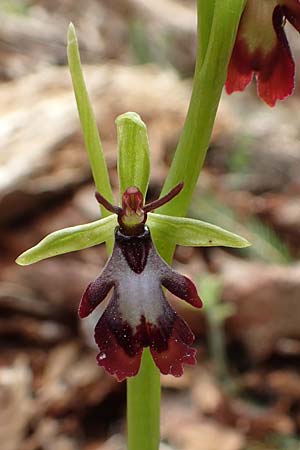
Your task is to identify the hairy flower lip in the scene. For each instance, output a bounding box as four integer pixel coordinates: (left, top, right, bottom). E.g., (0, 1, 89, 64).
(79, 224, 202, 381)
(226, 0, 300, 106)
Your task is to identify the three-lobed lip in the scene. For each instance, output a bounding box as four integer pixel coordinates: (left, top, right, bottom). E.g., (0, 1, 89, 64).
(79, 224, 202, 382)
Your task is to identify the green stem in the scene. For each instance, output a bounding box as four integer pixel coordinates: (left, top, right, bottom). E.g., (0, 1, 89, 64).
(208, 317, 230, 384)
(156, 0, 246, 262)
(127, 350, 161, 450)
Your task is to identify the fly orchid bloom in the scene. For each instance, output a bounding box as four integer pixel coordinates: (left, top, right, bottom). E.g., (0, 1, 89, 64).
(16, 176, 249, 382)
(225, 0, 300, 106)
(79, 183, 202, 381)
(16, 108, 250, 383)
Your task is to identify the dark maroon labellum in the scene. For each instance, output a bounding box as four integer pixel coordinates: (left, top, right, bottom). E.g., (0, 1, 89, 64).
(115, 226, 151, 274)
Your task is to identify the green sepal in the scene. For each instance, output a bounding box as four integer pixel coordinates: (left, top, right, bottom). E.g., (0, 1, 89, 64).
(147, 213, 250, 248)
(116, 112, 150, 199)
(16, 215, 117, 266)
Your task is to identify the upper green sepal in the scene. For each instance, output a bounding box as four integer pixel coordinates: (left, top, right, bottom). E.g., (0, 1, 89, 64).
(147, 213, 250, 248)
(16, 214, 117, 266)
(116, 112, 150, 199)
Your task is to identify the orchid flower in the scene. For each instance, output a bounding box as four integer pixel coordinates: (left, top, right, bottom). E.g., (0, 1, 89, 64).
(79, 183, 203, 381)
(225, 0, 300, 106)
(16, 176, 249, 381)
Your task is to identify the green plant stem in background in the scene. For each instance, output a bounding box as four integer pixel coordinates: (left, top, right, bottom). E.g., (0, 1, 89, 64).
(199, 275, 234, 385)
(156, 0, 246, 262)
(127, 350, 160, 450)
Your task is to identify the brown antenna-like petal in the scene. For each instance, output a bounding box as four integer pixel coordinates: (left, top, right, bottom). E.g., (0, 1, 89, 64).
(95, 192, 122, 215)
(143, 182, 184, 213)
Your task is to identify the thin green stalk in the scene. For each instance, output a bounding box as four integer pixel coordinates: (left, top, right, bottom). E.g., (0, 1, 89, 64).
(127, 350, 160, 450)
(156, 0, 246, 262)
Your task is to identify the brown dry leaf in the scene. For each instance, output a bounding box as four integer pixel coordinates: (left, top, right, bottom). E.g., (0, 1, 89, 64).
(216, 253, 300, 361)
(0, 358, 34, 450)
(161, 370, 194, 390)
(267, 370, 300, 400)
(0, 64, 189, 222)
(22, 418, 79, 450)
(37, 342, 116, 416)
(216, 397, 294, 439)
(191, 369, 223, 415)
(162, 397, 245, 450)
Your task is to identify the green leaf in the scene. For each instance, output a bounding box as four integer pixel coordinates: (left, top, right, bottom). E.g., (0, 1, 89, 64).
(147, 213, 250, 248)
(116, 112, 150, 199)
(67, 23, 114, 214)
(16, 215, 117, 266)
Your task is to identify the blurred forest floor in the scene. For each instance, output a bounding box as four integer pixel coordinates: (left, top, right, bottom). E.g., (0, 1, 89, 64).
(1, 1, 300, 449)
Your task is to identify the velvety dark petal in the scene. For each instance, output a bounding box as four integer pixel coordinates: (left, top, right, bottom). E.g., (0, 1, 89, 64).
(225, 38, 254, 94)
(150, 314, 196, 377)
(115, 227, 151, 274)
(225, 0, 276, 95)
(94, 295, 143, 381)
(146, 291, 196, 376)
(282, 0, 300, 32)
(257, 6, 295, 106)
(161, 269, 202, 308)
(79, 271, 114, 318)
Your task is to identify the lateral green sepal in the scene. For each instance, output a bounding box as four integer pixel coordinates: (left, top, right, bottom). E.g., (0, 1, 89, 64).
(147, 213, 250, 248)
(16, 215, 117, 266)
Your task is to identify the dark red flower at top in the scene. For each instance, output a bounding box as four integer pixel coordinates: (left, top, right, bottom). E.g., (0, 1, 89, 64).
(79, 184, 202, 382)
(225, 0, 300, 106)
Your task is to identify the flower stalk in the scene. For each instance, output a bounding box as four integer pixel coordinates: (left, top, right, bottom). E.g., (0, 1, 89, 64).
(127, 350, 160, 450)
